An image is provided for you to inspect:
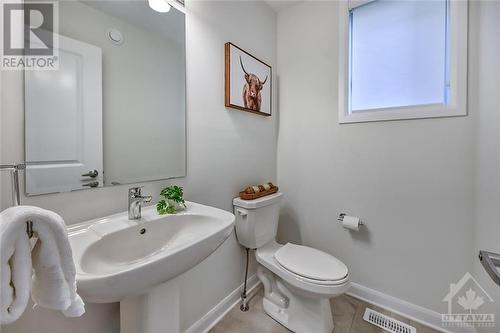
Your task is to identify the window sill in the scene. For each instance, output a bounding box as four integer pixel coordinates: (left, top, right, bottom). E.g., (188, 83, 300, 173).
(338, 103, 467, 124)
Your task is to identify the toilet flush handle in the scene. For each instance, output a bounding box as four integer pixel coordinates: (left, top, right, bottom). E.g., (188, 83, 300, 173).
(236, 208, 248, 217)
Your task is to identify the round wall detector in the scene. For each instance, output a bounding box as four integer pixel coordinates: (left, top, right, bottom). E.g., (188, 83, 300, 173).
(107, 29, 124, 45)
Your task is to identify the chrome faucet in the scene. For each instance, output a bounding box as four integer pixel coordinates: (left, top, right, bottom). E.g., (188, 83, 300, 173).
(128, 187, 152, 220)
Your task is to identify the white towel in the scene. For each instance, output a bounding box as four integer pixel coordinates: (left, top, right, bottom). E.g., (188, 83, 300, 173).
(0, 206, 85, 325)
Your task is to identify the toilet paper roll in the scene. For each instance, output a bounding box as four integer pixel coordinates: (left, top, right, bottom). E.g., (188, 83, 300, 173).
(342, 215, 361, 231)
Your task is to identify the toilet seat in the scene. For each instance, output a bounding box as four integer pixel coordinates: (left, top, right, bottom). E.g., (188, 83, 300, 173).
(256, 241, 350, 298)
(274, 243, 348, 284)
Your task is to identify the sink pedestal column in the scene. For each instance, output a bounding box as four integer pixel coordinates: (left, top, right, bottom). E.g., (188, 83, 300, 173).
(121, 277, 180, 333)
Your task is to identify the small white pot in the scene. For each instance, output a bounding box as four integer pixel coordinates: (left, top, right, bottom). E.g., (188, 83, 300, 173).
(167, 200, 186, 211)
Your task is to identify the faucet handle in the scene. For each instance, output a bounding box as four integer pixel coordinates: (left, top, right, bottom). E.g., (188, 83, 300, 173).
(129, 186, 143, 196)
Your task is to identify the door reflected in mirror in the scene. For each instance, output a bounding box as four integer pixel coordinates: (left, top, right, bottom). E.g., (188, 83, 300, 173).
(24, 0, 186, 195)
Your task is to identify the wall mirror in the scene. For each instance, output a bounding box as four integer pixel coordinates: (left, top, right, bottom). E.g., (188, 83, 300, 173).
(24, 0, 186, 195)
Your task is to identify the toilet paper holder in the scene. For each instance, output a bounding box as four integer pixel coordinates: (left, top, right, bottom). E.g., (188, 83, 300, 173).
(337, 213, 364, 226)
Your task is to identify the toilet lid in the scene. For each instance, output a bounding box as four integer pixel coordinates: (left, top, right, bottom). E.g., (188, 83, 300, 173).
(274, 243, 348, 281)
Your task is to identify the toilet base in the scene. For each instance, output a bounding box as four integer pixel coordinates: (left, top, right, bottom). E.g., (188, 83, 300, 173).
(257, 265, 334, 333)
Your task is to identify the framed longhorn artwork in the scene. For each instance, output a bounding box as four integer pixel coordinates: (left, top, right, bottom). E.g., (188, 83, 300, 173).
(225, 42, 272, 116)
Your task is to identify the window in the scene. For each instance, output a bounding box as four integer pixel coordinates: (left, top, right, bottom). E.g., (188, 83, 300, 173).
(338, 0, 468, 123)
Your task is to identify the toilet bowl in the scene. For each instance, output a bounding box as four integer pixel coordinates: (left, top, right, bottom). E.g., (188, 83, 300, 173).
(233, 192, 350, 333)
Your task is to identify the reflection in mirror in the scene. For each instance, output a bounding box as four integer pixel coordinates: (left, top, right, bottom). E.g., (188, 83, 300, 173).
(24, 0, 186, 195)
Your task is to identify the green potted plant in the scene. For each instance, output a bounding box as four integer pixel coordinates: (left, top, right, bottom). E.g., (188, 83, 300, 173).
(156, 185, 187, 215)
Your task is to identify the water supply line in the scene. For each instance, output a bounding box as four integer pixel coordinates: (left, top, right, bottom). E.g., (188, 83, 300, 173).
(240, 247, 250, 312)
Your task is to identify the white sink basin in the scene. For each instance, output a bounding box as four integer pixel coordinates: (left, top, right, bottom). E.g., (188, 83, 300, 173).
(68, 202, 235, 303)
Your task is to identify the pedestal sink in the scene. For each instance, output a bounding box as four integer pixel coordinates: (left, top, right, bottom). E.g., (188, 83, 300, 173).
(68, 202, 235, 333)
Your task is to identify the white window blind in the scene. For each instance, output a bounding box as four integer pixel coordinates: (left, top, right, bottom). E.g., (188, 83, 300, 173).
(349, 0, 449, 112)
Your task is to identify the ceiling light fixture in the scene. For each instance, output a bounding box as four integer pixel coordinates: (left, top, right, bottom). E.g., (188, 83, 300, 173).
(148, 0, 171, 13)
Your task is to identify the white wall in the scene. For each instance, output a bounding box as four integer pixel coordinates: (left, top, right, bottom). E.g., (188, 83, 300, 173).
(0, 1, 277, 332)
(471, 1, 500, 331)
(277, 0, 476, 315)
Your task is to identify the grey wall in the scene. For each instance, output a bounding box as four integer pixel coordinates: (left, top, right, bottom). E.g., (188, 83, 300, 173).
(276, 0, 478, 315)
(0, 1, 277, 332)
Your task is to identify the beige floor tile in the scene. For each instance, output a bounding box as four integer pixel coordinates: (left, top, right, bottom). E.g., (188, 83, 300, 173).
(331, 295, 358, 333)
(331, 295, 359, 317)
(409, 320, 443, 333)
(209, 289, 290, 333)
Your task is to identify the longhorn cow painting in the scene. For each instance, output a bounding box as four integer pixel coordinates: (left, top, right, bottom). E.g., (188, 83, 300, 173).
(225, 42, 272, 116)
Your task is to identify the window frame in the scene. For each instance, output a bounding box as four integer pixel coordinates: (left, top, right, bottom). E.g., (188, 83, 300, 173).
(338, 0, 468, 124)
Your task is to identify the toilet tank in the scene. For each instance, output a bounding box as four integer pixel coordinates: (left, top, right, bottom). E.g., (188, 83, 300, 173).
(233, 192, 283, 249)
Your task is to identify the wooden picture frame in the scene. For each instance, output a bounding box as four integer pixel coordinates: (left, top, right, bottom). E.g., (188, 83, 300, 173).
(225, 42, 272, 117)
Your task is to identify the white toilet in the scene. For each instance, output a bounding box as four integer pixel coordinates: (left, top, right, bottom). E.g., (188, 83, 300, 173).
(233, 192, 350, 333)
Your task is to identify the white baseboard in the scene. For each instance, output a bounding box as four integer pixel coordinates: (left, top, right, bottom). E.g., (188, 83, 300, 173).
(184, 274, 261, 333)
(348, 282, 477, 333)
